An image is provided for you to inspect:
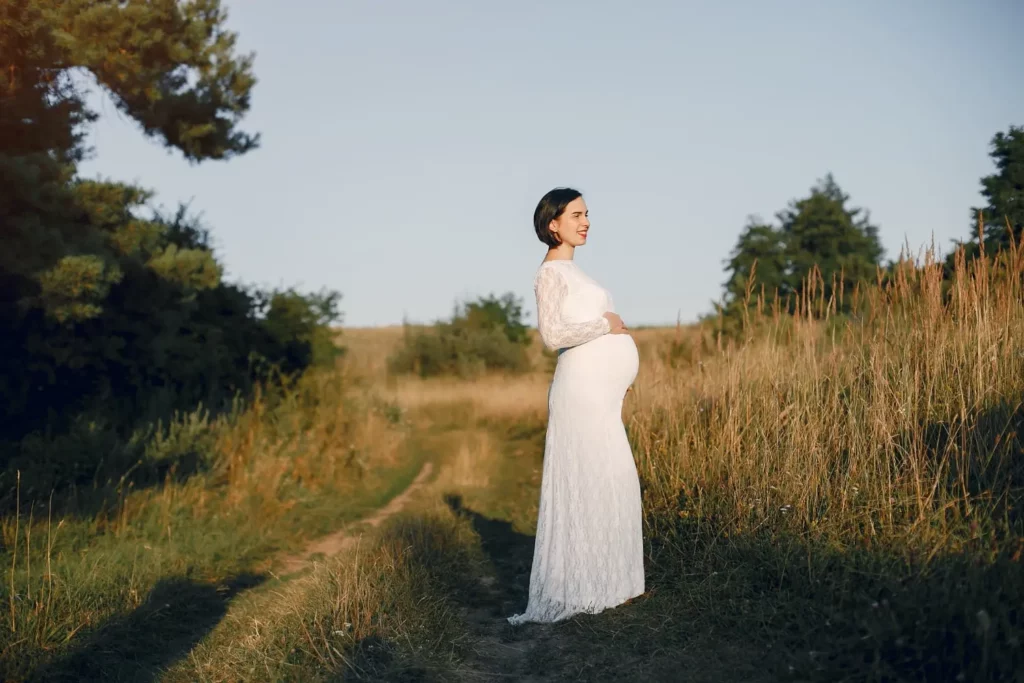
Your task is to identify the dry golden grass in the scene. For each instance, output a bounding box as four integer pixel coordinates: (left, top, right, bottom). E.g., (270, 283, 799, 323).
(7, 239, 1024, 681)
(337, 325, 411, 378)
(0, 363, 424, 680)
(337, 245, 1024, 555)
(164, 424, 507, 682)
(314, 244, 1024, 680)
(432, 429, 497, 490)
(630, 249, 1024, 553)
(384, 373, 550, 423)
(163, 509, 477, 683)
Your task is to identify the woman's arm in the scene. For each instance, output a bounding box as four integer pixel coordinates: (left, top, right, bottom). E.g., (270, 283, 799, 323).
(534, 265, 611, 350)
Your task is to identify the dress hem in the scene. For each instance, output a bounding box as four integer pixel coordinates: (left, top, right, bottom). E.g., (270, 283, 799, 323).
(506, 587, 644, 626)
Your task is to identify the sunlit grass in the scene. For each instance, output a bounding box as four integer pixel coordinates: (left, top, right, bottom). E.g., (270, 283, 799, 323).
(0, 364, 424, 680)
(4, 240, 1023, 681)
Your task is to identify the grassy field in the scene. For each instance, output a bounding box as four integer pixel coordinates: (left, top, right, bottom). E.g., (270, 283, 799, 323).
(0, 365, 426, 681)
(3, 248, 1022, 681)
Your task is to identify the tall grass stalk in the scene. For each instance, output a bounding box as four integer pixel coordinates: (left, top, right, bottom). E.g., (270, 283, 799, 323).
(632, 244, 1023, 550)
(0, 363, 418, 678)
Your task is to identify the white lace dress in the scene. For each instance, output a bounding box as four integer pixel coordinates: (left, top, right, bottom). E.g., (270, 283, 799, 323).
(508, 259, 644, 625)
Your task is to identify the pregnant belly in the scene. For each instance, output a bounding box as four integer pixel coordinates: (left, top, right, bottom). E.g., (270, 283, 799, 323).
(556, 333, 639, 397)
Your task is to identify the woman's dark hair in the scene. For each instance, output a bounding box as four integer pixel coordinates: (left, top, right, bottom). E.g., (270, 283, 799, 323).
(534, 187, 582, 247)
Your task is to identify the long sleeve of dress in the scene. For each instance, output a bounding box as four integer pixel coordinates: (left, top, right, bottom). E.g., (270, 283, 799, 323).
(535, 265, 611, 350)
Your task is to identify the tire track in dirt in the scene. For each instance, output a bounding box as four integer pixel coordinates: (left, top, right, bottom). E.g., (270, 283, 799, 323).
(161, 460, 437, 681)
(276, 461, 435, 576)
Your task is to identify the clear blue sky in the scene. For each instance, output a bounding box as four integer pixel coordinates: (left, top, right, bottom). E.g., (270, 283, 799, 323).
(79, 0, 1024, 327)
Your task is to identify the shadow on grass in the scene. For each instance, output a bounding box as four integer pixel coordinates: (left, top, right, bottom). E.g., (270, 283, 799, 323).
(0, 411, 220, 530)
(327, 514, 482, 682)
(594, 396, 1024, 682)
(31, 573, 264, 683)
(920, 397, 1024, 525)
(496, 518, 1023, 683)
(664, 528, 1023, 682)
(443, 493, 535, 614)
(337, 635, 438, 683)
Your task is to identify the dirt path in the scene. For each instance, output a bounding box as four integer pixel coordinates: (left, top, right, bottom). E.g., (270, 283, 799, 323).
(164, 422, 767, 681)
(276, 461, 435, 577)
(453, 579, 548, 683)
(434, 425, 771, 683)
(268, 443, 545, 681)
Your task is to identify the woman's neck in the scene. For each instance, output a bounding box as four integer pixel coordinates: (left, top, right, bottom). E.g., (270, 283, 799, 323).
(544, 245, 575, 262)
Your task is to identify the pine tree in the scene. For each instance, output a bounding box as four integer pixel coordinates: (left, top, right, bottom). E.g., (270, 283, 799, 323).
(947, 125, 1024, 267)
(721, 219, 789, 308)
(778, 174, 884, 305)
(719, 175, 884, 318)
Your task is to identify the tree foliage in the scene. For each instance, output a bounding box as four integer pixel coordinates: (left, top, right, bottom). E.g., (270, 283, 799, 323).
(0, 0, 339, 442)
(718, 174, 884, 321)
(455, 293, 530, 345)
(723, 220, 789, 304)
(0, 0, 259, 164)
(946, 125, 1024, 269)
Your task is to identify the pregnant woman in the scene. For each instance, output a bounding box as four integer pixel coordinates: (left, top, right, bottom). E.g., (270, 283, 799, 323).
(508, 187, 644, 625)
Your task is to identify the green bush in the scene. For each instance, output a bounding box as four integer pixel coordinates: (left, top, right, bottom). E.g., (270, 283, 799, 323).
(3, 406, 220, 512)
(259, 287, 346, 373)
(0, 205, 344, 446)
(388, 293, 532, 378)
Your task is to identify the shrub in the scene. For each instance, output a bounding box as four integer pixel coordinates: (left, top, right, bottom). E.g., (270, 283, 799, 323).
(0, 206, 344, 446)
(388, 293, 532, 378)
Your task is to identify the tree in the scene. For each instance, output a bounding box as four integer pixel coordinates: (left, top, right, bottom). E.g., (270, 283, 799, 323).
(0, 1, 337, 442)
(779, 174, 884, 305)
(947, 125, 1024, 268)
(718, 175, 884, 318)
(1, 0, 258, 323)
(721, 218, 789, 308)
(1, 0, 258, 164)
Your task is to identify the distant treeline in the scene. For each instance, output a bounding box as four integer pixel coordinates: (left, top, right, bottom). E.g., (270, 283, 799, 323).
(714, 128, 1023, 328)
(0, 1, 341, 448)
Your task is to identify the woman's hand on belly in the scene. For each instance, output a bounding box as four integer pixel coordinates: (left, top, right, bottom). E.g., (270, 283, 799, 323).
(603, 311, 629, 334)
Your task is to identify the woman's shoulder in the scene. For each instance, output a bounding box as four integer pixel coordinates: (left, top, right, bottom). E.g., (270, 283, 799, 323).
(533, 260, 581, 293)
(536, 259, 577, 272)
(534, 259, 574, 279)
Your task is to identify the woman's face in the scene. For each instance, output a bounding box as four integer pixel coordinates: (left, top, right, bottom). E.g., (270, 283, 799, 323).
(549, 197, 590, 247)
